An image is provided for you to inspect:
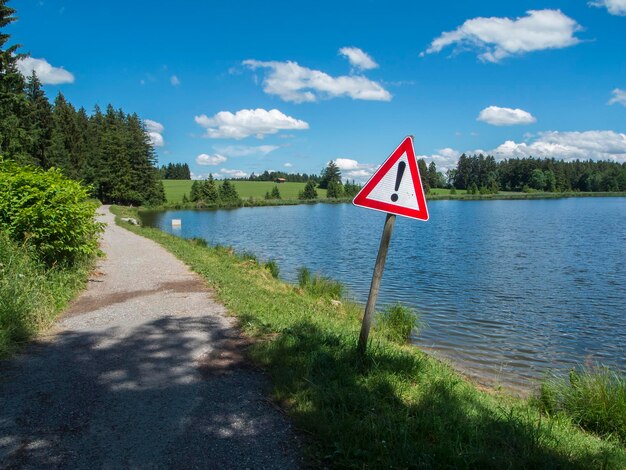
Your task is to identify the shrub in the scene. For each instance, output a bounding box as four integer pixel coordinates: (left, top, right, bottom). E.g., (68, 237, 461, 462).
(264, 259, 280, 278)
(0, 159, 103, 266)
(376, 303, 420, 344)
(534, 367, 626, 444)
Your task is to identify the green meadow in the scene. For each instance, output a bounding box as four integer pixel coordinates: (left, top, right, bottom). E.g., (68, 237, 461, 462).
(162, 180, 328, 202)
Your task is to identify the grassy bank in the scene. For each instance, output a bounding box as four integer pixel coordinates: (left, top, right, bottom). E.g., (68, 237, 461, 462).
(163, 180, 328, 202)
(111, 204, 626, 468)
(160, 180, 626, 210)
(0, 234, 93, 357)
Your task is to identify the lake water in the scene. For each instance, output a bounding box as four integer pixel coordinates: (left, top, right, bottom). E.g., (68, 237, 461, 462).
(140, 198, 626, 392)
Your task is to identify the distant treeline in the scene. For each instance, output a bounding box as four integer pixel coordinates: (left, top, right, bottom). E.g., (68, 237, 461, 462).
(160, 163, 191, 180)
(446, 154, 626, 193)
(0, 13, 165, 205)
(243, 170, 321, 183)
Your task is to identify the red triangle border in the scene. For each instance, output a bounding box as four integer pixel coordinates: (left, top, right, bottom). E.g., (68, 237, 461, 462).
(352, 136, 429, 221)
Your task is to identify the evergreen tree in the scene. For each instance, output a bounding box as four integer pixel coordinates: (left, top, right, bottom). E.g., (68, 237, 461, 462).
(428, 161, 438, 189)
(218, 180, 239, 202)
(189, 180, 202, 201)
(48, 92, 80, 176)
(299, 181, 318, 199)
(319, 161, 341, 189)
(270, 185, 281, 199)
(326, 180, 344, 198)
(343, 179, 361, 197)
(201, 174, 219, 203)
(0, 0, 30, 161)
(417, 158, 430, 193)
(24, 71, 53, 168)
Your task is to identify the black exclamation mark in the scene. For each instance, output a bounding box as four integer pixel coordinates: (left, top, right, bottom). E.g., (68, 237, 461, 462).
(390, 161, 406, 202)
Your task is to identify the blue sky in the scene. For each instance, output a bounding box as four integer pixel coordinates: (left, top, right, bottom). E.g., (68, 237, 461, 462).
(10, 0, 626, 180)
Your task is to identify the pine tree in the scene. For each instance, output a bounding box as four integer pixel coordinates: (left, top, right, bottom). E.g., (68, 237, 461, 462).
(298, 181, 318, 200)
(319, 161, 341, 189)
(219, 180, 239, 203)
(326, 180, 344, 198)
(189, 180, 201, 202)
(48, 92, 81, 176)
(428, 161, 438, 189)
(201, 174, 219, 203)
(0, 0, 30, 161)
(24, 71, 53, 167)
(418, 159, 430, 194)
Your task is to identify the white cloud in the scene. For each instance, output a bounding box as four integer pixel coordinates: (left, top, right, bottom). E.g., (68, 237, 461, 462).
(195, 108, 309, 139)
(196, 154, 227, 166)
(16, 57, 74, 84)
(491, 131, 626, 162)
(144, 119, 165, 147)
(339, 47, 379, 71)
(170, 75, 180, 86)
(477, 106, 537, 126)
(417, 148, 461, 172)
(144, 119, 164, 134)
(214, 144, 279, 157)
(346, 169, 373, 179)
(332, 158, 376, 181)
(590, 0, 626, 16)
(608, 88, 626, 106)
(219, 168, 248, 178)
(334, 158, 360, 170)
(243, 59, 391, 103)
(422, 10, 582, 62)
(147, 132, 164, 147)
(284, 162, 293, 168)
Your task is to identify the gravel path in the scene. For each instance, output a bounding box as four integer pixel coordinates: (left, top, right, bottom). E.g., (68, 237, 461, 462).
(0, 206, 302, 469)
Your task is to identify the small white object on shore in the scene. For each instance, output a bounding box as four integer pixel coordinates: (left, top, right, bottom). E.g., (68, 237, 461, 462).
(171, 219, 182, 227)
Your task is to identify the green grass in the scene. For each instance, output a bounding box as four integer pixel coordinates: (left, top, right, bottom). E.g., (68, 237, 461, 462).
(297, 267, 344, 300)
(376, 303, 421, 344)
(162, 180, 328, 203)
(111, 204, 626, 469)
(534, 368, 626, 445)
(0, 233, 93, 357)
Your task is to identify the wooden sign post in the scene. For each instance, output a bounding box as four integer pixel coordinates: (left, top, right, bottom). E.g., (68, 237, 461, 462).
(357, 213, 396, 356)
(352, 136, 429, 357)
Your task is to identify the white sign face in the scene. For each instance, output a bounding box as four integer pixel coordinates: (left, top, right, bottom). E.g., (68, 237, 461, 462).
(353, 136, 429, 221)
(365, 153, 420, 211)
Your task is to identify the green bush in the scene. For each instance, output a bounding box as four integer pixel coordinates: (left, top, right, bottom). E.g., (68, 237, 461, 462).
(376, 303, 420, 343)
(0, 159, 103, 266)
(534, 367, 626, 444)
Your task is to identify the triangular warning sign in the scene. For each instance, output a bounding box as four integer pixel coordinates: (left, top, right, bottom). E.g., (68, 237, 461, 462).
(353, 136, 429, 221)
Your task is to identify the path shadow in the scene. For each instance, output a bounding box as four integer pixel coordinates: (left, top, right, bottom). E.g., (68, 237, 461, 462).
(0, 316, 301, 469)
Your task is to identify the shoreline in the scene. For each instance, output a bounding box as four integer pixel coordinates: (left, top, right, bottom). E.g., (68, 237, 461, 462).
(146, 190, 626, 212)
